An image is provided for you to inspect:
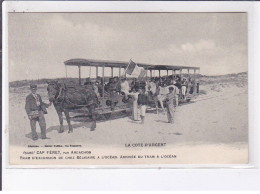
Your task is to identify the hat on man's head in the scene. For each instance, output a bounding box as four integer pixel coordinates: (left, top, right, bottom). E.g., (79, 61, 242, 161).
(30, 84, 37, 89)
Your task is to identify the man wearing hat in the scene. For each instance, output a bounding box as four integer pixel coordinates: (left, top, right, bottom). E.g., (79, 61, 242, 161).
(25, 84, 51, 140)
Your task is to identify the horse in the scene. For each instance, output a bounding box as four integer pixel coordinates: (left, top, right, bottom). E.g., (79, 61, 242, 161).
(47, 81, 98, 133)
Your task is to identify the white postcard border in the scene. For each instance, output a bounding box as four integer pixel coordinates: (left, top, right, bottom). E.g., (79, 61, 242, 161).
(2, 1, 260, 190)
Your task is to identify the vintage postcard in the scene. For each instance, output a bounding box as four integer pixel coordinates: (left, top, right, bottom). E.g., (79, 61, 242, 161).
(6, 12, 248, 166)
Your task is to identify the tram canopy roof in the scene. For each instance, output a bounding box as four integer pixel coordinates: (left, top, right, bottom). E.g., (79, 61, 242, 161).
(64, 58, 200, 71)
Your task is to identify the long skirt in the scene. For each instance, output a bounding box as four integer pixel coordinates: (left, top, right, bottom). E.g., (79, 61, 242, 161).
(132, 100, 141, 121)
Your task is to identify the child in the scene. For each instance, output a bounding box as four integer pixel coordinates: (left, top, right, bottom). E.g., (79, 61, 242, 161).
(137, 88, 148, 124)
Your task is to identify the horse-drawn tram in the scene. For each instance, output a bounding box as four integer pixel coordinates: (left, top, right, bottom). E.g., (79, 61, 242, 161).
(63, 58, 200, 118)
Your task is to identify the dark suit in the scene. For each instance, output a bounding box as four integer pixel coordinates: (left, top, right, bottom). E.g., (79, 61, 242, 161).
(25, 93, 48, 140)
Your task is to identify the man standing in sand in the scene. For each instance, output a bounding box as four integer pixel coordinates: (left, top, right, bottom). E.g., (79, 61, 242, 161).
(25, 84, 51, 140)
(166, 87, 176, 124)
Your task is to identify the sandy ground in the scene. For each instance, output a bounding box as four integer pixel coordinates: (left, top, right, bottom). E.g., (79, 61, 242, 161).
(8, 80, 248, 165)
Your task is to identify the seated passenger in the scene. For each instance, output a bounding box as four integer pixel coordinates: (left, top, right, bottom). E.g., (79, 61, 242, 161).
(105, 78, 114, 92)
(108, 78, 119, 93)
(130, 78, 137, 92)
(113, 76, 121, 93)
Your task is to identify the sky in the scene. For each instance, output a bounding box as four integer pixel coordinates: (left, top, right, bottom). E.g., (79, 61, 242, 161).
(8, 13, 247, 82)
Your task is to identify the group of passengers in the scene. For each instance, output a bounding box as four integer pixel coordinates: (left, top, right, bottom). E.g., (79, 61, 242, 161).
(147, 75, 193, 101)
(83, 74, 196, 124)
(84, 75, 195, 99)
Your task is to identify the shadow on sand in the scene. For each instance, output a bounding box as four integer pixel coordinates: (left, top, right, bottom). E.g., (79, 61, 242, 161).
(25, 102, 192, 140)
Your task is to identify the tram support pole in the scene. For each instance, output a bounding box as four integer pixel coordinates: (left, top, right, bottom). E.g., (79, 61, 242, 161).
(102, 66, 105, 103)
(96, 66, 98, 78)
(111, 67, 113, 77)
(78, 66, 81, 85)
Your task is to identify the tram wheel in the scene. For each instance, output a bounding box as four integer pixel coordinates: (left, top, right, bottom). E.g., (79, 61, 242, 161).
(104, 113, 112, 120)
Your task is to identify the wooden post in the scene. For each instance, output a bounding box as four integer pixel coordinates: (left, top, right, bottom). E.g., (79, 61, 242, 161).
(159, 70, 161, 78)
(119, 66, 121, 77)
(78, 66, 81, 85)
(172, 70, 174, 75)
(111, 67, 113, 77)
(167, 70, 169, 76)
(65, 65, 68, 78)
(102, 66, 105, 102)
(150, 70, 152, 78)
(96, 66, 98, 78)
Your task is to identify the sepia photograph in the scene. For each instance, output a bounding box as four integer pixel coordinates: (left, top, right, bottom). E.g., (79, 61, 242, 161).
(7, 12, 248, 166)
